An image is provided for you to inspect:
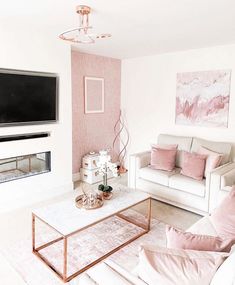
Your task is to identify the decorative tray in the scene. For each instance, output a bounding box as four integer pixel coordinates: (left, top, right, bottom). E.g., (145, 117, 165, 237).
(75, 194, 104, 210)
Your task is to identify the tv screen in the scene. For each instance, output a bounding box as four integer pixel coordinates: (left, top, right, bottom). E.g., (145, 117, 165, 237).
(0, 70, 58, 125)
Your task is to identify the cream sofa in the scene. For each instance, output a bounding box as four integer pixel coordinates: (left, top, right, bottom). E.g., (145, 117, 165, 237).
(128, 134, 234, 215)
(77, 213, 235, 285)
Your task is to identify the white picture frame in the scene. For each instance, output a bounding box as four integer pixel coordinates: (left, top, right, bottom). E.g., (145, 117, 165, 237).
(84, 76, 104, 114)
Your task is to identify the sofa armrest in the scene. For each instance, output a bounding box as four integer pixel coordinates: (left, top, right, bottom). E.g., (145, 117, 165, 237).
(220, 168, 235, 188)
(131, 151, 151, 168)
(208, 162, 235, 176)
(128, 151, 151, 189)
(208, 162, 235, 212)
(208, 162, 235, 186)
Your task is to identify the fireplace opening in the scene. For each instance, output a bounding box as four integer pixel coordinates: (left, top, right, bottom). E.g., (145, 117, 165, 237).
(0, 151, 51, 183)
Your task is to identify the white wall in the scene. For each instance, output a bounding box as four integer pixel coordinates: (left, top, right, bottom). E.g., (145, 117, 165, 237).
(121, 44, 235, 165)
(0, 22, 73, 212)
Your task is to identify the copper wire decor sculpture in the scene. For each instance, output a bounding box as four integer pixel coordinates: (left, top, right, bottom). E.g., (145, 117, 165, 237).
(112, 110, 130, 174)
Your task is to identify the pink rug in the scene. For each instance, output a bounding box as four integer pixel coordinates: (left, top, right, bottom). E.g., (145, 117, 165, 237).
(1, 210, 167, 285)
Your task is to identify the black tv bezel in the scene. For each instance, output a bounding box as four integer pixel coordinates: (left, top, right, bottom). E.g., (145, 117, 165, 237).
(0, 68, 59, 127)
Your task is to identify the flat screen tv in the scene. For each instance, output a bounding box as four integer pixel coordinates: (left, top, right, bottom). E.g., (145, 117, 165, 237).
(0, 69, 58, 126)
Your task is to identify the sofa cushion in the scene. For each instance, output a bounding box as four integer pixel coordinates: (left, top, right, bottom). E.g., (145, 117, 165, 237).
(166, 225, 232, 252)
(181, 151, 207, 181)
(191, 137, 231, 165)
(150, 147, 177, 171)
(137, 244, 227, 285)
(138, 167, 179, 186)
(169, 173, 206, 197)
(157, 134, 193, 168)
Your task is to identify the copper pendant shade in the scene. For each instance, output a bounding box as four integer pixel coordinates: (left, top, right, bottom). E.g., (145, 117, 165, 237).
(59, 5, 112, 44)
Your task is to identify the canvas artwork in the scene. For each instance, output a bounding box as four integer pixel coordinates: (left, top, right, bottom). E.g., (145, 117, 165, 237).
(175, 70, 231, 128)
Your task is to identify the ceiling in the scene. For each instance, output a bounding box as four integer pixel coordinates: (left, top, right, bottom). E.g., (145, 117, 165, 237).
(2, 0, 235, 59)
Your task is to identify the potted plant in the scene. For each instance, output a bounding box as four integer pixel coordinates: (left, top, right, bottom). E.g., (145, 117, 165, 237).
(97, 150, 118, 199)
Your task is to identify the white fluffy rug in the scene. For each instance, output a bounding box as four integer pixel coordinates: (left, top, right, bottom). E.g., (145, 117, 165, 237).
(1, 211, 167, 285)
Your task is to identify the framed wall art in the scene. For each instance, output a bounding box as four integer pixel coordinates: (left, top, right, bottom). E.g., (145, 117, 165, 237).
(84, 76, 104, 114)
(175, 69, 231, 128)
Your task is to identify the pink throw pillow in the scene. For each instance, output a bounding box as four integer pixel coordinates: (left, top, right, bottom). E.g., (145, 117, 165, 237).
(150, 147, 177, 171)
(166, 225, 233, 252)
(138, 245, 227, 285)
(181, 151, 207, 180)
(210, 187, 235, 239)
(198, 146, 223, 176)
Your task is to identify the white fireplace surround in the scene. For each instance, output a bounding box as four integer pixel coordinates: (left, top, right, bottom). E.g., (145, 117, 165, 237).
(0, 22, 73, 213)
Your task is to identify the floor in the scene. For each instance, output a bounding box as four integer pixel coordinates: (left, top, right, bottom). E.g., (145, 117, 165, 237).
(0, 175, 201, 284)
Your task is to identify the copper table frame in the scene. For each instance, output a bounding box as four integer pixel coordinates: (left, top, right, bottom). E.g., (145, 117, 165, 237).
(32, 197, 152, 283)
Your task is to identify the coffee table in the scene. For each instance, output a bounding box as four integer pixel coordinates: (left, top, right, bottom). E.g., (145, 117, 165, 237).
(32, 186, 151, 282)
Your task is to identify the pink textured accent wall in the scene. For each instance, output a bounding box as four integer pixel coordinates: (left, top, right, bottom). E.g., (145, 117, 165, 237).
(72, 51, 121, 174)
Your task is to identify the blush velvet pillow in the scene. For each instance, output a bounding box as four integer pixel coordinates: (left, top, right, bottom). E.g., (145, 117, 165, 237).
(181, 151, 207, 180)
(150, 146, 177, 172)
(166, 225, 233, 252)
(198, 146, 223, 176)
(210, 187, 235, 239)
(137, 245, 227, 285)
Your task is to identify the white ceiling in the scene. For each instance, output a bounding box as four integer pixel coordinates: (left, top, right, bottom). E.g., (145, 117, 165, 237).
(2, 0, 235, 59)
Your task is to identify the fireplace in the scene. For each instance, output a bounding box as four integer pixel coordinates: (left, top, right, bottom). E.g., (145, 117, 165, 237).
(0, 151, 51, 183)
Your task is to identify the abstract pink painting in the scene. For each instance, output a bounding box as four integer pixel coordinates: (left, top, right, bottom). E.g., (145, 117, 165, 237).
(175, 70, 231, 128)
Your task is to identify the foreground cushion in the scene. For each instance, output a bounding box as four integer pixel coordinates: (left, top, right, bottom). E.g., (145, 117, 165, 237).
(181, 151, 207, 180)
(166, 225, 232, 252)
(210, 187, 235, 239)
(150, 147, 177, 171)
(138, 245, 227, 285)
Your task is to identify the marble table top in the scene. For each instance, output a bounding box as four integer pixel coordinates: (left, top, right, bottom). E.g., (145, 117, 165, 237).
(32, 185, 150, 236)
